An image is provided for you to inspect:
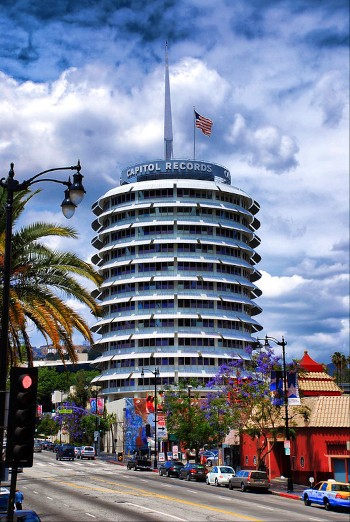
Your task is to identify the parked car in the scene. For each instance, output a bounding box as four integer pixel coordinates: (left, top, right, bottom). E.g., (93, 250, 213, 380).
(228, 470, 270, 492)
(56, 445, 75, 461)
(179, 463, 208, 481)
(78, 446, 96, 460)
(302, 480, 350, 511)
(206, 466, 235, 487)
(158, 460, 184, 477)
(199, 450, 218, 466)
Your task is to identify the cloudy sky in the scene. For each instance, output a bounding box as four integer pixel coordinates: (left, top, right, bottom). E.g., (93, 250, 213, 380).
(1, 0, 348, 364)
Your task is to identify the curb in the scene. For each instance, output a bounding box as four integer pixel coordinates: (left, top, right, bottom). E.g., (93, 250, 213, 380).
(270, 490, 301, 500)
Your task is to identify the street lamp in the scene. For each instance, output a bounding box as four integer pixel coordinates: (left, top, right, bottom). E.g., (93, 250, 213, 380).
(0, 160, 85, 484)
(255, 334, 293, 493)
(141, 367, 160, 469)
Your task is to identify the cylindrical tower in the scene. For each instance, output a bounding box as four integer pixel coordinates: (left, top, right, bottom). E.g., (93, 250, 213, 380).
(90, 159, 262, 400)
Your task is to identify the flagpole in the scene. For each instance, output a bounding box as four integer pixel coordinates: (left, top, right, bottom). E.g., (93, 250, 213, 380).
(193, 106, 196, 160)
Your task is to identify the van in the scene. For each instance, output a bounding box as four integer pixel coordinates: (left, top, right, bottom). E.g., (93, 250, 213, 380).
(56, 445, 75, 461)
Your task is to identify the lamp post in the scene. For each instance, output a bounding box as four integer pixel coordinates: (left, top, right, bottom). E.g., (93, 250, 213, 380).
(0, 161, 85, 484)
(141, 367, 160, 469)
(255, 334, 293, 493)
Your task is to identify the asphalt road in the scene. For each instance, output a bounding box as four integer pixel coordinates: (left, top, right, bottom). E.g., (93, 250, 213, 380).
(11, 452, 350, 521)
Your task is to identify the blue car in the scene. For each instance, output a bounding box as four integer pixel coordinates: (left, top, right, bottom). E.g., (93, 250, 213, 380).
(303, 480, 350, 511)
(0, 510, 41, 521)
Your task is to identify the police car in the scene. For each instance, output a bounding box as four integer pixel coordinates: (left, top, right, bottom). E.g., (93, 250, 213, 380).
(303, 479, 350, 511)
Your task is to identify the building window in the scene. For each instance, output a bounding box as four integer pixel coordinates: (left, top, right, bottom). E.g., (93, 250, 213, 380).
(245, 456, 248, 465)
(253, 456, 256, 465)
(300, 456, 305, 468)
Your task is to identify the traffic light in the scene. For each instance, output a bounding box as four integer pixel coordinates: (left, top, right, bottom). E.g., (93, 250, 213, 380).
(6, 367, 38, 467)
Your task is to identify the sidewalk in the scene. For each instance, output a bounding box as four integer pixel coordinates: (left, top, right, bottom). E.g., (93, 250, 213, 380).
(98, 454, 305, 500)
(270, 478, 304, 500)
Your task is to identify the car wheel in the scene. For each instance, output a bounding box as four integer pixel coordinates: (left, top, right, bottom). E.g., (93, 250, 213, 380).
(207, 460, 212, 466)
(324, 499, 331, 511)
(215, 478, 220, 487)
(186, 474, 191, 481)
(229, 482, 233, 490)
(241, 482, 246, 492)
(303, 495, 311, 506)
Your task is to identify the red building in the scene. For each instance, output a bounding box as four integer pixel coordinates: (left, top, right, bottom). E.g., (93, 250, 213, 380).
(240, 352, 350, 485)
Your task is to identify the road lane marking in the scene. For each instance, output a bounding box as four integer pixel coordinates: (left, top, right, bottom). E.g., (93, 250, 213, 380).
(46, 497, 53, 500)
(126, 502, 186, 521)
(85, 513, 96, 518)
(31, 475, 262, 521)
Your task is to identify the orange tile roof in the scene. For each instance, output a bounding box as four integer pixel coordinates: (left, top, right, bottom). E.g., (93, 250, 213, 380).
(298, 371, 342, 395)
(308, 396, 350, 428)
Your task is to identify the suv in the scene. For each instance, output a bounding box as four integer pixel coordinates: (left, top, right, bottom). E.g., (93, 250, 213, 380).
(229, 470, 270, 492)
(56, 445, 75, 461)
(159, 460, 184, 477)
(78, 446, 96, 460)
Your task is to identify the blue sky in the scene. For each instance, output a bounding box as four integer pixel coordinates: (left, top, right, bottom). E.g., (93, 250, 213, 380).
(0, 0, 348, 363)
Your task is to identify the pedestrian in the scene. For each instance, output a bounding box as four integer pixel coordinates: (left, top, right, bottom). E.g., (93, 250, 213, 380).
(15, 489, 23, 510)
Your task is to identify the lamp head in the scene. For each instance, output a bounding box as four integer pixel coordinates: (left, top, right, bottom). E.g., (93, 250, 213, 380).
(69, 169, 86, 205)
(61, 188, 76, 219)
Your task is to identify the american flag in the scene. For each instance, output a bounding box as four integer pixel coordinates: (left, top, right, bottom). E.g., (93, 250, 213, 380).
(195, 111, 213, 136)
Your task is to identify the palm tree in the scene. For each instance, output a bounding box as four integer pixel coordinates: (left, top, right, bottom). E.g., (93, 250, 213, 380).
(0, 187, 102, 366)
(331, 352, 347, 385)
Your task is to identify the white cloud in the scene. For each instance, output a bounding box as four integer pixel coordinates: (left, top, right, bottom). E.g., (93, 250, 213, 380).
(257, 271, 308, 297)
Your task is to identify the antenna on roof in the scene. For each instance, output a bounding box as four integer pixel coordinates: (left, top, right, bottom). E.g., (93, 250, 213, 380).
(164, 41, 173, 160)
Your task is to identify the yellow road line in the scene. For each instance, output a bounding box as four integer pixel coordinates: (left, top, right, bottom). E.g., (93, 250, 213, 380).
(27, 472, 262, 521)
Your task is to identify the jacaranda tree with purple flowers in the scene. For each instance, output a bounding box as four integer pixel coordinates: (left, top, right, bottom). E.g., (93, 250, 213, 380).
(206, 346, 305, 470)
(54, 401, 89, 443)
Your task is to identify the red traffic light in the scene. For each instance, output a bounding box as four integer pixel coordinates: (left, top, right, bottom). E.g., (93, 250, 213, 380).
(22, 375, 33, 389)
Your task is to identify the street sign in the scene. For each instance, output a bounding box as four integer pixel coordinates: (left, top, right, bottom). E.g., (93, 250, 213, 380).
(60, 409, 73, 413)
(172, 445, 179, 459)
(284, 440, 290, 449)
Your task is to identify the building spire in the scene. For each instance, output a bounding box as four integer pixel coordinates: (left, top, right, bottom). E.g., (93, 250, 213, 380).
(164, 41, 173, 160)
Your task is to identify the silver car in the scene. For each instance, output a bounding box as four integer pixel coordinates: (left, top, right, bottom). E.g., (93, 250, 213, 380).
(228, 470, 270, 492)
(78, 446, 96, 460)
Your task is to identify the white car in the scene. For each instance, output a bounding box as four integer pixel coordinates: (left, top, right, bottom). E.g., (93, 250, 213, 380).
(206, 466, 236, 487)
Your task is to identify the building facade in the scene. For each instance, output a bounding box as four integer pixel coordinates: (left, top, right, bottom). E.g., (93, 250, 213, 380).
(90, 159, 262, 401)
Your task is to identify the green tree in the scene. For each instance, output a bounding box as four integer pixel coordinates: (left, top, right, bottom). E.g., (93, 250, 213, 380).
(37, 414, 59, 438)
(0, 186, 102, 366)
(163, 380, 231, 462)
(81, 415, 109, 446)
(67, 370, 100, 408)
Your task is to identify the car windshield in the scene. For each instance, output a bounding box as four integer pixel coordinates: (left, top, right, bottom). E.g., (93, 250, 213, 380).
(84, 447, 94, 451)
(220, 467, 234, 473)
(332, 484, 350, 492)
